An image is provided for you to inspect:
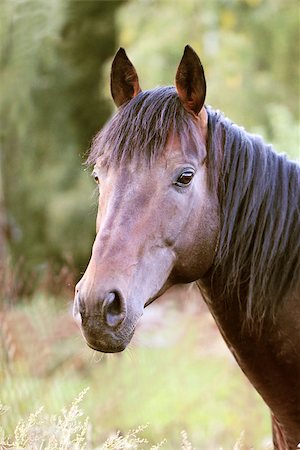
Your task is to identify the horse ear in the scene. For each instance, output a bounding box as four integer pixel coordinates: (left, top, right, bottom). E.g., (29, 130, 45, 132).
(175, 45, 206, 116)
(110, 48, 141, 107)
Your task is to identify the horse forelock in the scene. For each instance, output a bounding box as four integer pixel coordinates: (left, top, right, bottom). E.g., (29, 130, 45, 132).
(87, 86, 204, 168)
(207, 109, 300, 329)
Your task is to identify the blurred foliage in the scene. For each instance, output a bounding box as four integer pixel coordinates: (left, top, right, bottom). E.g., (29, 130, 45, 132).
(0, 0, 124, 296)
(116, 0, 299, 155)
(0, 0, 299, 298)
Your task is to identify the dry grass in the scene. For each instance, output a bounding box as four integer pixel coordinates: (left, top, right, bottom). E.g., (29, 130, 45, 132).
(0, 295, 272, 449)
(0, 390, 89, 450)
(0, 390, 203, 450)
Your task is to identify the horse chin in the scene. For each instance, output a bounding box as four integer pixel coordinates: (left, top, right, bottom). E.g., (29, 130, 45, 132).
(86, 340, 127, 354)
(81, 322, 135, 353)
(83, 333, 132, 353)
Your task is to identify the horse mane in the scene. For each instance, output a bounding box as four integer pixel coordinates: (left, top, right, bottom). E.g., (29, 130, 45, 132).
(208, 109, 300, 327)
(88, 86, 300, 328)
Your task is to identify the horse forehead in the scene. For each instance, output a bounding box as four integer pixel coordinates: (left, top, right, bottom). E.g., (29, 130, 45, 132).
(102, 165, 155, 201)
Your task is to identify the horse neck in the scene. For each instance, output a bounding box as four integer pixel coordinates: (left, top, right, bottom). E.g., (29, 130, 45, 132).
(199, 273, 300, 444)
(200, 111, 300, 443)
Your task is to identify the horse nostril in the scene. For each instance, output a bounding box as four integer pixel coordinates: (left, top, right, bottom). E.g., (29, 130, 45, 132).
(103, 291, 125, 328)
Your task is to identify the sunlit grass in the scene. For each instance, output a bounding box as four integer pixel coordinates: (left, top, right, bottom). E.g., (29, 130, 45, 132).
(0, 390, 207, 449)
(0, 391, 271, 450)
(0, 295, 271, 449)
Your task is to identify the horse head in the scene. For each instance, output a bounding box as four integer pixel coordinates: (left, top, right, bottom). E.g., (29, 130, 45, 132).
(73, 46, 219, 352)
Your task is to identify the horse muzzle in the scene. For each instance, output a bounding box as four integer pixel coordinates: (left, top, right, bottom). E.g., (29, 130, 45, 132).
(73, 288, 138, 353)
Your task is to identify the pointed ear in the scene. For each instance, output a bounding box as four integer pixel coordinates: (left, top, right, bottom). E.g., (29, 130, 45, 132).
(175, 45, 206, 116)
(110, 48, 141, 107)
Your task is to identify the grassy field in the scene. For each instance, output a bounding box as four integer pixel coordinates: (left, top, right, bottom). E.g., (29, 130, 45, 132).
(0, 293, 271, 449)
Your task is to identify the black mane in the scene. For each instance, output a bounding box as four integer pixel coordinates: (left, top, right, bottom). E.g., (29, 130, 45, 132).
(208, 109, 300, 327)
(88, 86, 300, 327)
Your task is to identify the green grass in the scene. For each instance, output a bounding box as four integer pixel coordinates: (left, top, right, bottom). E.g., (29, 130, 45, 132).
(0, 295, 271, 449)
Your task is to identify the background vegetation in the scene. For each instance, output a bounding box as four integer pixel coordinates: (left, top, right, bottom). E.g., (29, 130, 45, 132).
(0, 0, 299, 448)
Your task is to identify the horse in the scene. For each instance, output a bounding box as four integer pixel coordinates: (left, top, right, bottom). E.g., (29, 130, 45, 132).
(73, 46, 300, 449)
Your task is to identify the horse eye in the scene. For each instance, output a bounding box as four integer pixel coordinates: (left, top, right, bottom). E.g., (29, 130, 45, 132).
(175, 170, 195, 187)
